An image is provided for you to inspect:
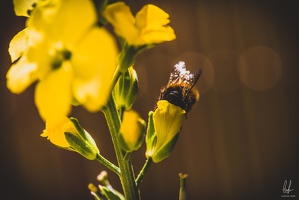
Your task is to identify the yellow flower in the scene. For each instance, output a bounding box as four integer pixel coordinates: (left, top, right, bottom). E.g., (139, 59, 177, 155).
(6, 0, 118, 123)
(41, 116, 99, 160)
(12, 0, 38, 17)
(146, 100, 186, 163)
(119, 110, 146, 152)
(103, 2, 176, 46)
(41, 116, 76, 148)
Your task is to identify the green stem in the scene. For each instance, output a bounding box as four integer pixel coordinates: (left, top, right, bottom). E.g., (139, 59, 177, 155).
(179, 173, 188, 200)
(102, 96, 140, 200)
(135, 158, 152, 187)
(95, 153, 120, 176)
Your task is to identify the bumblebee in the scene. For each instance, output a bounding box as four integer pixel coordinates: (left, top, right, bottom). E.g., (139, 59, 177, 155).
(158, 61, 202, 113)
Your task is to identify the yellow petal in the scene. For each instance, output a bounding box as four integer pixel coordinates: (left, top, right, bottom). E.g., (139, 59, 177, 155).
(120, 110, 145, 151)
(135, 4, 170, 30)
(9, 28, 28, 62)
(13, 0, 38, 17)
(104, 3, 176, 46)
(139, 26, 176, 44)
(27, 0, 97, 43)
(72, 27, 117, 79)
(6, 56, 38, 94)
(72, 76, 106, 111)
(41, 116, 77, 148)
(103, 2, 138, 43)
(6, 29, 49, 94)
(26, 37, 52, 78)
(152, 100, 185, 155)
(35, 62, 72, 123)
(9, 28, 43, 63)
(72, 28, 118, 111)
(135, 4, 176, 45)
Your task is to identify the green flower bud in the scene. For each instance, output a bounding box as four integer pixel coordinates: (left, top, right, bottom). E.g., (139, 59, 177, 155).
(179, 173, 188, 200)
(65, 117, 99, 160)
(41, 117, 99, 160)
(113, 66, 139, 111)
(98, 185, 124, 200)
(119, 110, 146, 152)
(89, 171, 125, 200)
(145, 100, 185, 163)
(97, 171, 125, 200)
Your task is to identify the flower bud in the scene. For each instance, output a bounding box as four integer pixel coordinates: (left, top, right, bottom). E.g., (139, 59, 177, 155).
(97, 171, 125, 200)
(113, 66, 138, 111)
(119, 110, 146, 152)
(41, 117, 99, 160)
(98, 185, 125, 200)
(145, 100, 185, 163)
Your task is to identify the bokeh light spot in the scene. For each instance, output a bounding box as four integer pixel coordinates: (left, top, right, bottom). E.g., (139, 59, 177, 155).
(239, 45, 282, 91)
(210, 48, 244, 93)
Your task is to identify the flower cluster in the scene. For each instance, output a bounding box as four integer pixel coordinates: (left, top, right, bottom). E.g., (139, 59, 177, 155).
(7, 0, 175, 125)
(7, 0, 118, 124)
(6, 1, 201, 199)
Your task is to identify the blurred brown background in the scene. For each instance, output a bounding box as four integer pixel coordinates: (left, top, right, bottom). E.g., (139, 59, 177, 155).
(1, 0, 298, 199)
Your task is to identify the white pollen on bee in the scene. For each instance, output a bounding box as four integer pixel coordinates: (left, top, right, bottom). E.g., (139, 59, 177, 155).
(175, 61, 187, 73)
(168, 61, 196, 86)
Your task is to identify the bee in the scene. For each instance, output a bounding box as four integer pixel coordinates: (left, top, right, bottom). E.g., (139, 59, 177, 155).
(158, 61, 202, 113)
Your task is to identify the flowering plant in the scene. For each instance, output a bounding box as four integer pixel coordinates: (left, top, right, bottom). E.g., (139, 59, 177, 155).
(6, 0, 201, 199)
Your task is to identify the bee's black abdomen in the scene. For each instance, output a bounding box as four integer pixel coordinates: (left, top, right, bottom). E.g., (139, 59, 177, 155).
(159, 86, 186, 110)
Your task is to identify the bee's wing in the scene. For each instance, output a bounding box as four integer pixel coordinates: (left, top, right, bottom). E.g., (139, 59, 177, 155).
(190, 68, 202, 89)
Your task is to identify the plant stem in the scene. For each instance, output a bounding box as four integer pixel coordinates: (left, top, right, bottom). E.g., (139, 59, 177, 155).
(135, 158, 152, 187)
(179, 173, 188, 200)
(102, 96, 140, 200)
(95, 153, 120, 176)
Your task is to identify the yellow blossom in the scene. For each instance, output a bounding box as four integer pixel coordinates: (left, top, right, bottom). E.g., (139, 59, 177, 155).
(6, 0, 118, 124)
(146, 100, 185, 163)
(41, 116, 76, 148)
(41, 116, 99, 160)
(119, 110, 146, 152)
(13, 0, 38, 17)
(103, 2, 176, 46)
